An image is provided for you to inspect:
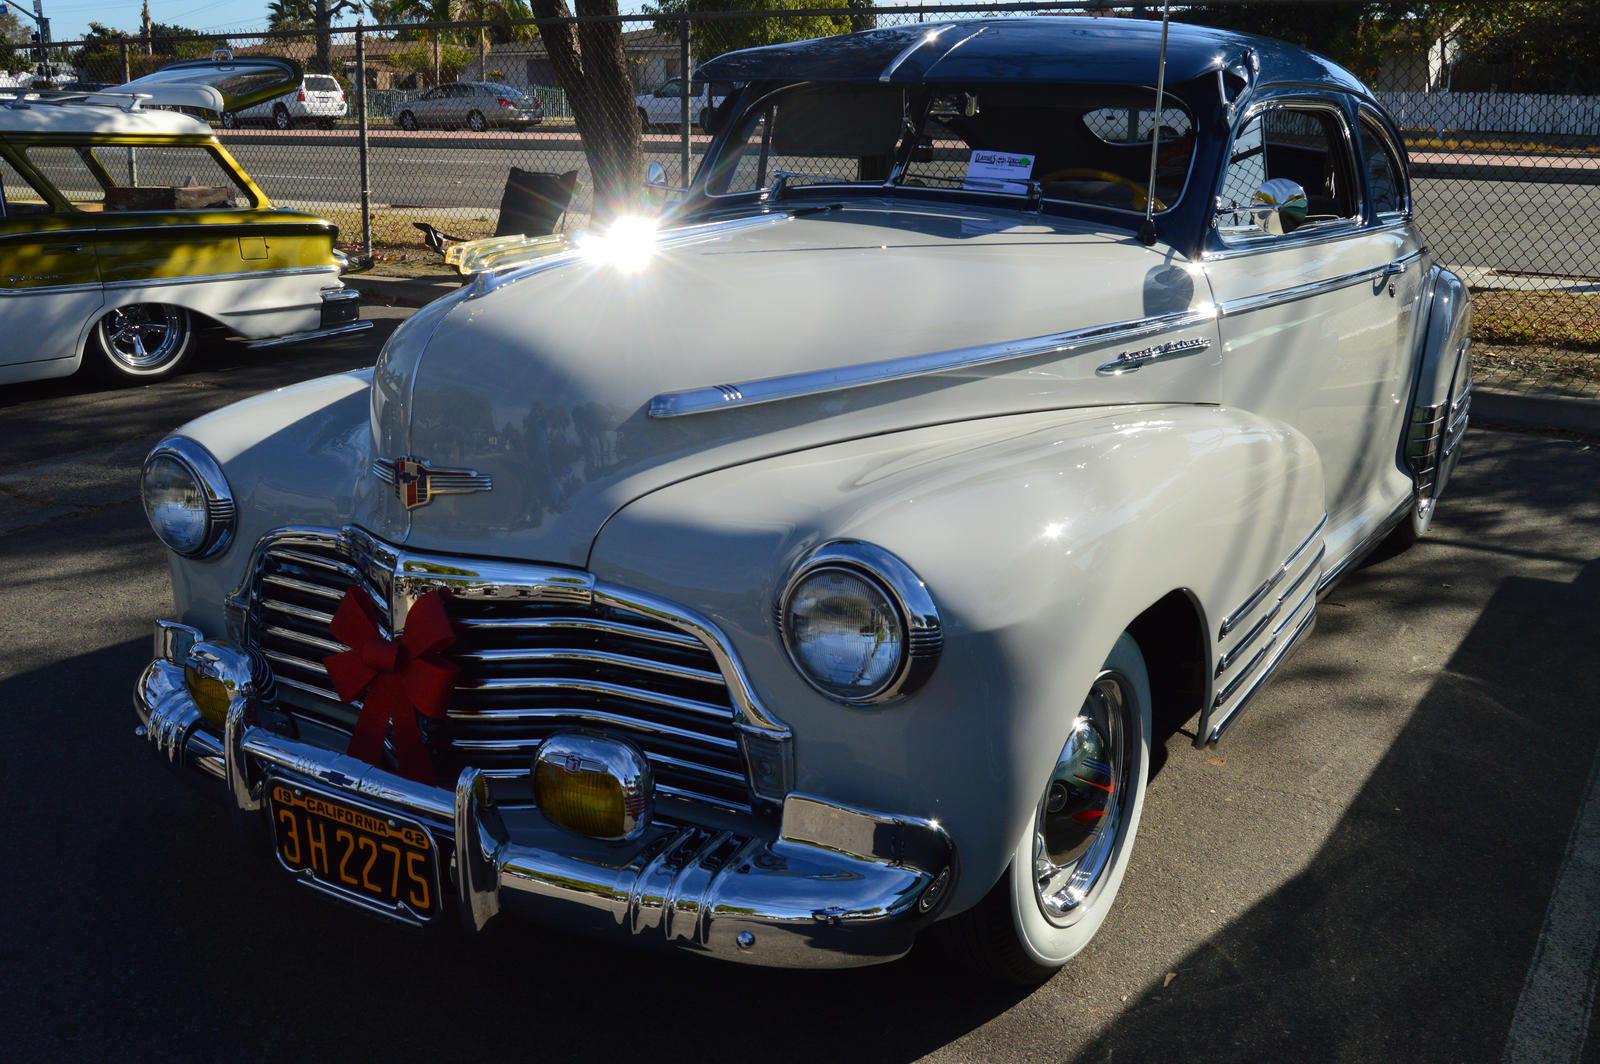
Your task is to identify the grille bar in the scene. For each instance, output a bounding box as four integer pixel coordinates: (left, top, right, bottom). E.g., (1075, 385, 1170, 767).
(459, 646, 726, 687)
(247, 533, 755, 814)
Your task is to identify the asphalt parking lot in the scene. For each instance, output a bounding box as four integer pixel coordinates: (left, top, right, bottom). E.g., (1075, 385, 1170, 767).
(2, 313, 1597, 1063)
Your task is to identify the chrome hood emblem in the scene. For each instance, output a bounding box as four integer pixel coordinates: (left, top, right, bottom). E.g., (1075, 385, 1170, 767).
(371, 456, 492, 510)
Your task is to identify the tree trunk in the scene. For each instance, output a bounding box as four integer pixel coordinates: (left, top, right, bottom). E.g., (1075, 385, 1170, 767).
(530, 0, 644, 222)
(314, 0, 333, 75)
(847, 0, 877, 34)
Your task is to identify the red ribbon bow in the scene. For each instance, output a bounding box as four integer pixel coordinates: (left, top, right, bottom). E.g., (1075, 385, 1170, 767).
(322, 585, 458, 784)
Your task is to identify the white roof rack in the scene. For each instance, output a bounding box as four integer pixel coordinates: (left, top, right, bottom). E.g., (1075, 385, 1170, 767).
(0, 87, 154, 113)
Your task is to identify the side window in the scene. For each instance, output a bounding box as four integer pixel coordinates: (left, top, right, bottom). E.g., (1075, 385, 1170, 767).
(24, 145, 254, 211)
(1217, 105, 1358, 237)
(1358, 114, 1406, 219)
(1, 155, 54, 217)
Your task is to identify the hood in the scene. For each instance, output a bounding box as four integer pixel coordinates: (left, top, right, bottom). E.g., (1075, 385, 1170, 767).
(375, 199, 1220, 566)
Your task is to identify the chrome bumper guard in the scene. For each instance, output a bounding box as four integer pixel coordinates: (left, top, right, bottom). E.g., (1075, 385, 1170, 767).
(133, 624, 956, 968)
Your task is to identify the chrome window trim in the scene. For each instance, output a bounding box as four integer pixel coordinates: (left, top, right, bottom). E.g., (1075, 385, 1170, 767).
(1200, 217, 1412, 262)
(649, 306, 1218, 418)
(1354, 104, 1413, 223)
(142, 435, 236, 560)
(1213, 249, 1424, 318)
(776, 540, 943, 706)
(1207, 94, 1361, 255)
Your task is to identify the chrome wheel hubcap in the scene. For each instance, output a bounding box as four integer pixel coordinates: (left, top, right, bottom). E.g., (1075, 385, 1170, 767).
(100, 305, 184, 370)
(1033, 672, 1134, 925)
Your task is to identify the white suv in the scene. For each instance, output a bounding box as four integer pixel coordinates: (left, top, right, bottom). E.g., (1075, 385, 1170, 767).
(635, 78, 730, 132)
(223, 74, 347, 130)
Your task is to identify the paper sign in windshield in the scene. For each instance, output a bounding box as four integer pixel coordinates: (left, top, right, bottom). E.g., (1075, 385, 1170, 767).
(964, 150, 1035, 194)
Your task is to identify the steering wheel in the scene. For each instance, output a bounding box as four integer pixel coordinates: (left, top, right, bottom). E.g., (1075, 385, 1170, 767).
(1037, 168, 1166, 212)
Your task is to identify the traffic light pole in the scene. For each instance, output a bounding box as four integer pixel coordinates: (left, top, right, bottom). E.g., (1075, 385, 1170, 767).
(3, 1, 52, 78)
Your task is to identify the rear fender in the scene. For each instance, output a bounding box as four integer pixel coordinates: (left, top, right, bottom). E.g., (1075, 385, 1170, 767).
(1403, 266, 1473, 510)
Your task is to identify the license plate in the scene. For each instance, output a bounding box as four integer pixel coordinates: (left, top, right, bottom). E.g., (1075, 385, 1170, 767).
(268, 780, 440, 923)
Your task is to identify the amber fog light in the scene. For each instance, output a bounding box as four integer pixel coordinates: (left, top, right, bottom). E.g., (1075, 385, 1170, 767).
(183, 665, 232, 727)
(533, 734, 653, 841)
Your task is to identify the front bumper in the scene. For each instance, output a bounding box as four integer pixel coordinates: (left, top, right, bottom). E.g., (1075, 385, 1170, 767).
(133, 624, 956, 968)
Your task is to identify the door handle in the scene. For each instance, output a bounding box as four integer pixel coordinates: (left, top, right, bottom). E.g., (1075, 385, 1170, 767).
(45, 244, 85, 254)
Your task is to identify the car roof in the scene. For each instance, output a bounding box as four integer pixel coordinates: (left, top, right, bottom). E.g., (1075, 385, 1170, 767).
(0, 97, 211, 136)
(697, 16, 1368, 96)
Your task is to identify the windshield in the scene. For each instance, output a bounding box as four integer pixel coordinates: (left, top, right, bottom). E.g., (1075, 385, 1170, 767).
(702, 81, 1195, 215)
(486, 83, 528, 100)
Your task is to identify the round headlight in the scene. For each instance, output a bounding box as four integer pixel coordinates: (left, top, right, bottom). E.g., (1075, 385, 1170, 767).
(779, 542, 943, 705)
(140, 438, 235, 559)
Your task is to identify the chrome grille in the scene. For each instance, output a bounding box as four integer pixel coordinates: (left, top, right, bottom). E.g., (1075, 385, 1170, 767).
(246, 536, 754, 814)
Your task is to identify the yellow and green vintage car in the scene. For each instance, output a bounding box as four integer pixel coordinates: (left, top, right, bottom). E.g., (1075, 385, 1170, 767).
(1, 55, 368, 384)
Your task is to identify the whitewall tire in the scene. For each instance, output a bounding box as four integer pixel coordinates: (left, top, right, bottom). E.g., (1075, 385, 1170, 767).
(941, 632, 1152, 982)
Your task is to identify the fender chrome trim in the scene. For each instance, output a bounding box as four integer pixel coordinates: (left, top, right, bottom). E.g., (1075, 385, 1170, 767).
(649, 307, 1219, 418)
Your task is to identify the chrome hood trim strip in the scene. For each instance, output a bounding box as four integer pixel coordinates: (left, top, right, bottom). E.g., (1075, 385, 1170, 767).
(649, 307, 1219, 419)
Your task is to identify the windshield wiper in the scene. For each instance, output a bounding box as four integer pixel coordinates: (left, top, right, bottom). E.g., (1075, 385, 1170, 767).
(765, 170, 846, 201)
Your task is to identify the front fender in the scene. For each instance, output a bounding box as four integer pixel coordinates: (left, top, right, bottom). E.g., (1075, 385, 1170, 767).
(588, 403, 1325, 913)
(156, 369, 400, 636)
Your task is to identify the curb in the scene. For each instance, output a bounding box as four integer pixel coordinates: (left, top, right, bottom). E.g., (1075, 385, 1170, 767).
(1473, 387, 1600, 437)
(348, 272, 465, 309)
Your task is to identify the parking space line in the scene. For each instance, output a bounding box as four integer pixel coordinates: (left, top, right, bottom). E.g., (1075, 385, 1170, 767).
(1502, 741, 1600, 1063)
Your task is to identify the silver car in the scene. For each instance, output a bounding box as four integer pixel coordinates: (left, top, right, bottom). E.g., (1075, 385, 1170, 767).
(394, 82, 544, 132)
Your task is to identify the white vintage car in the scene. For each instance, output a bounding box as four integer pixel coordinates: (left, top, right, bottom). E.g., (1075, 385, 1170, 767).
(133, 18, 1470, 981)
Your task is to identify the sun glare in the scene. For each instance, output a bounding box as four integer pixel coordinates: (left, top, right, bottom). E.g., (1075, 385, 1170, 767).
(579, 216, 662, 273)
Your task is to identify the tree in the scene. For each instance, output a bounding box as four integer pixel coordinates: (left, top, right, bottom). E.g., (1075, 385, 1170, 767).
(268, 0, 316, 31)
(529, 0, 644, 220)
(2, 11, 29, 75)
(644, 0, 850, 63)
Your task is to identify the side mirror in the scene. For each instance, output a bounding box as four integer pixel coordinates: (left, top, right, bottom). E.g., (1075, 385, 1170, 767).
(645, 161, 668, 188)
(1250, 177, 1308, 235)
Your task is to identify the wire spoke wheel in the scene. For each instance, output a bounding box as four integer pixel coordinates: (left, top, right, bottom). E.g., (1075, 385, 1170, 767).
(93, 304, 192, 380)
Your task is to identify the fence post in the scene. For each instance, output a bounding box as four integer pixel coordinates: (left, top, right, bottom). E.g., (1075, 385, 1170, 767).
(356, 23, 373, 261)
(678, 15, 691, 186)
(119, 39, 130, 83)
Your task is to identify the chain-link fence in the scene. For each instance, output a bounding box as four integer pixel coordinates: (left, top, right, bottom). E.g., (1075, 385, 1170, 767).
(14, 1, 1600, 397)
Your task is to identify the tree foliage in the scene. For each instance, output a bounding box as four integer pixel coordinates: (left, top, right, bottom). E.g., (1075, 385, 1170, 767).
(67, 21, 213, 81)
(643, 0, 851, 63)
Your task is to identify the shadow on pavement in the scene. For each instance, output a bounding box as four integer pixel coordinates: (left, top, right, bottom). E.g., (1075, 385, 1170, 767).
(1072, 557, 1600, 1060)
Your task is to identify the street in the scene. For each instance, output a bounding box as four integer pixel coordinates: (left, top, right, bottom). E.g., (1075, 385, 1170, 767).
(2, 313, 1598, 1062)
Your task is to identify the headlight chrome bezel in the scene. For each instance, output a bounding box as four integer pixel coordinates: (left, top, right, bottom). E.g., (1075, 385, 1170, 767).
(140, 436, 236, 560)
(777, 540, 943, 706)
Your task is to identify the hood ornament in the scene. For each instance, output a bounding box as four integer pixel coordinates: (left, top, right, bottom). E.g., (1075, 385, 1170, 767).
(372, 456, 492, 510)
